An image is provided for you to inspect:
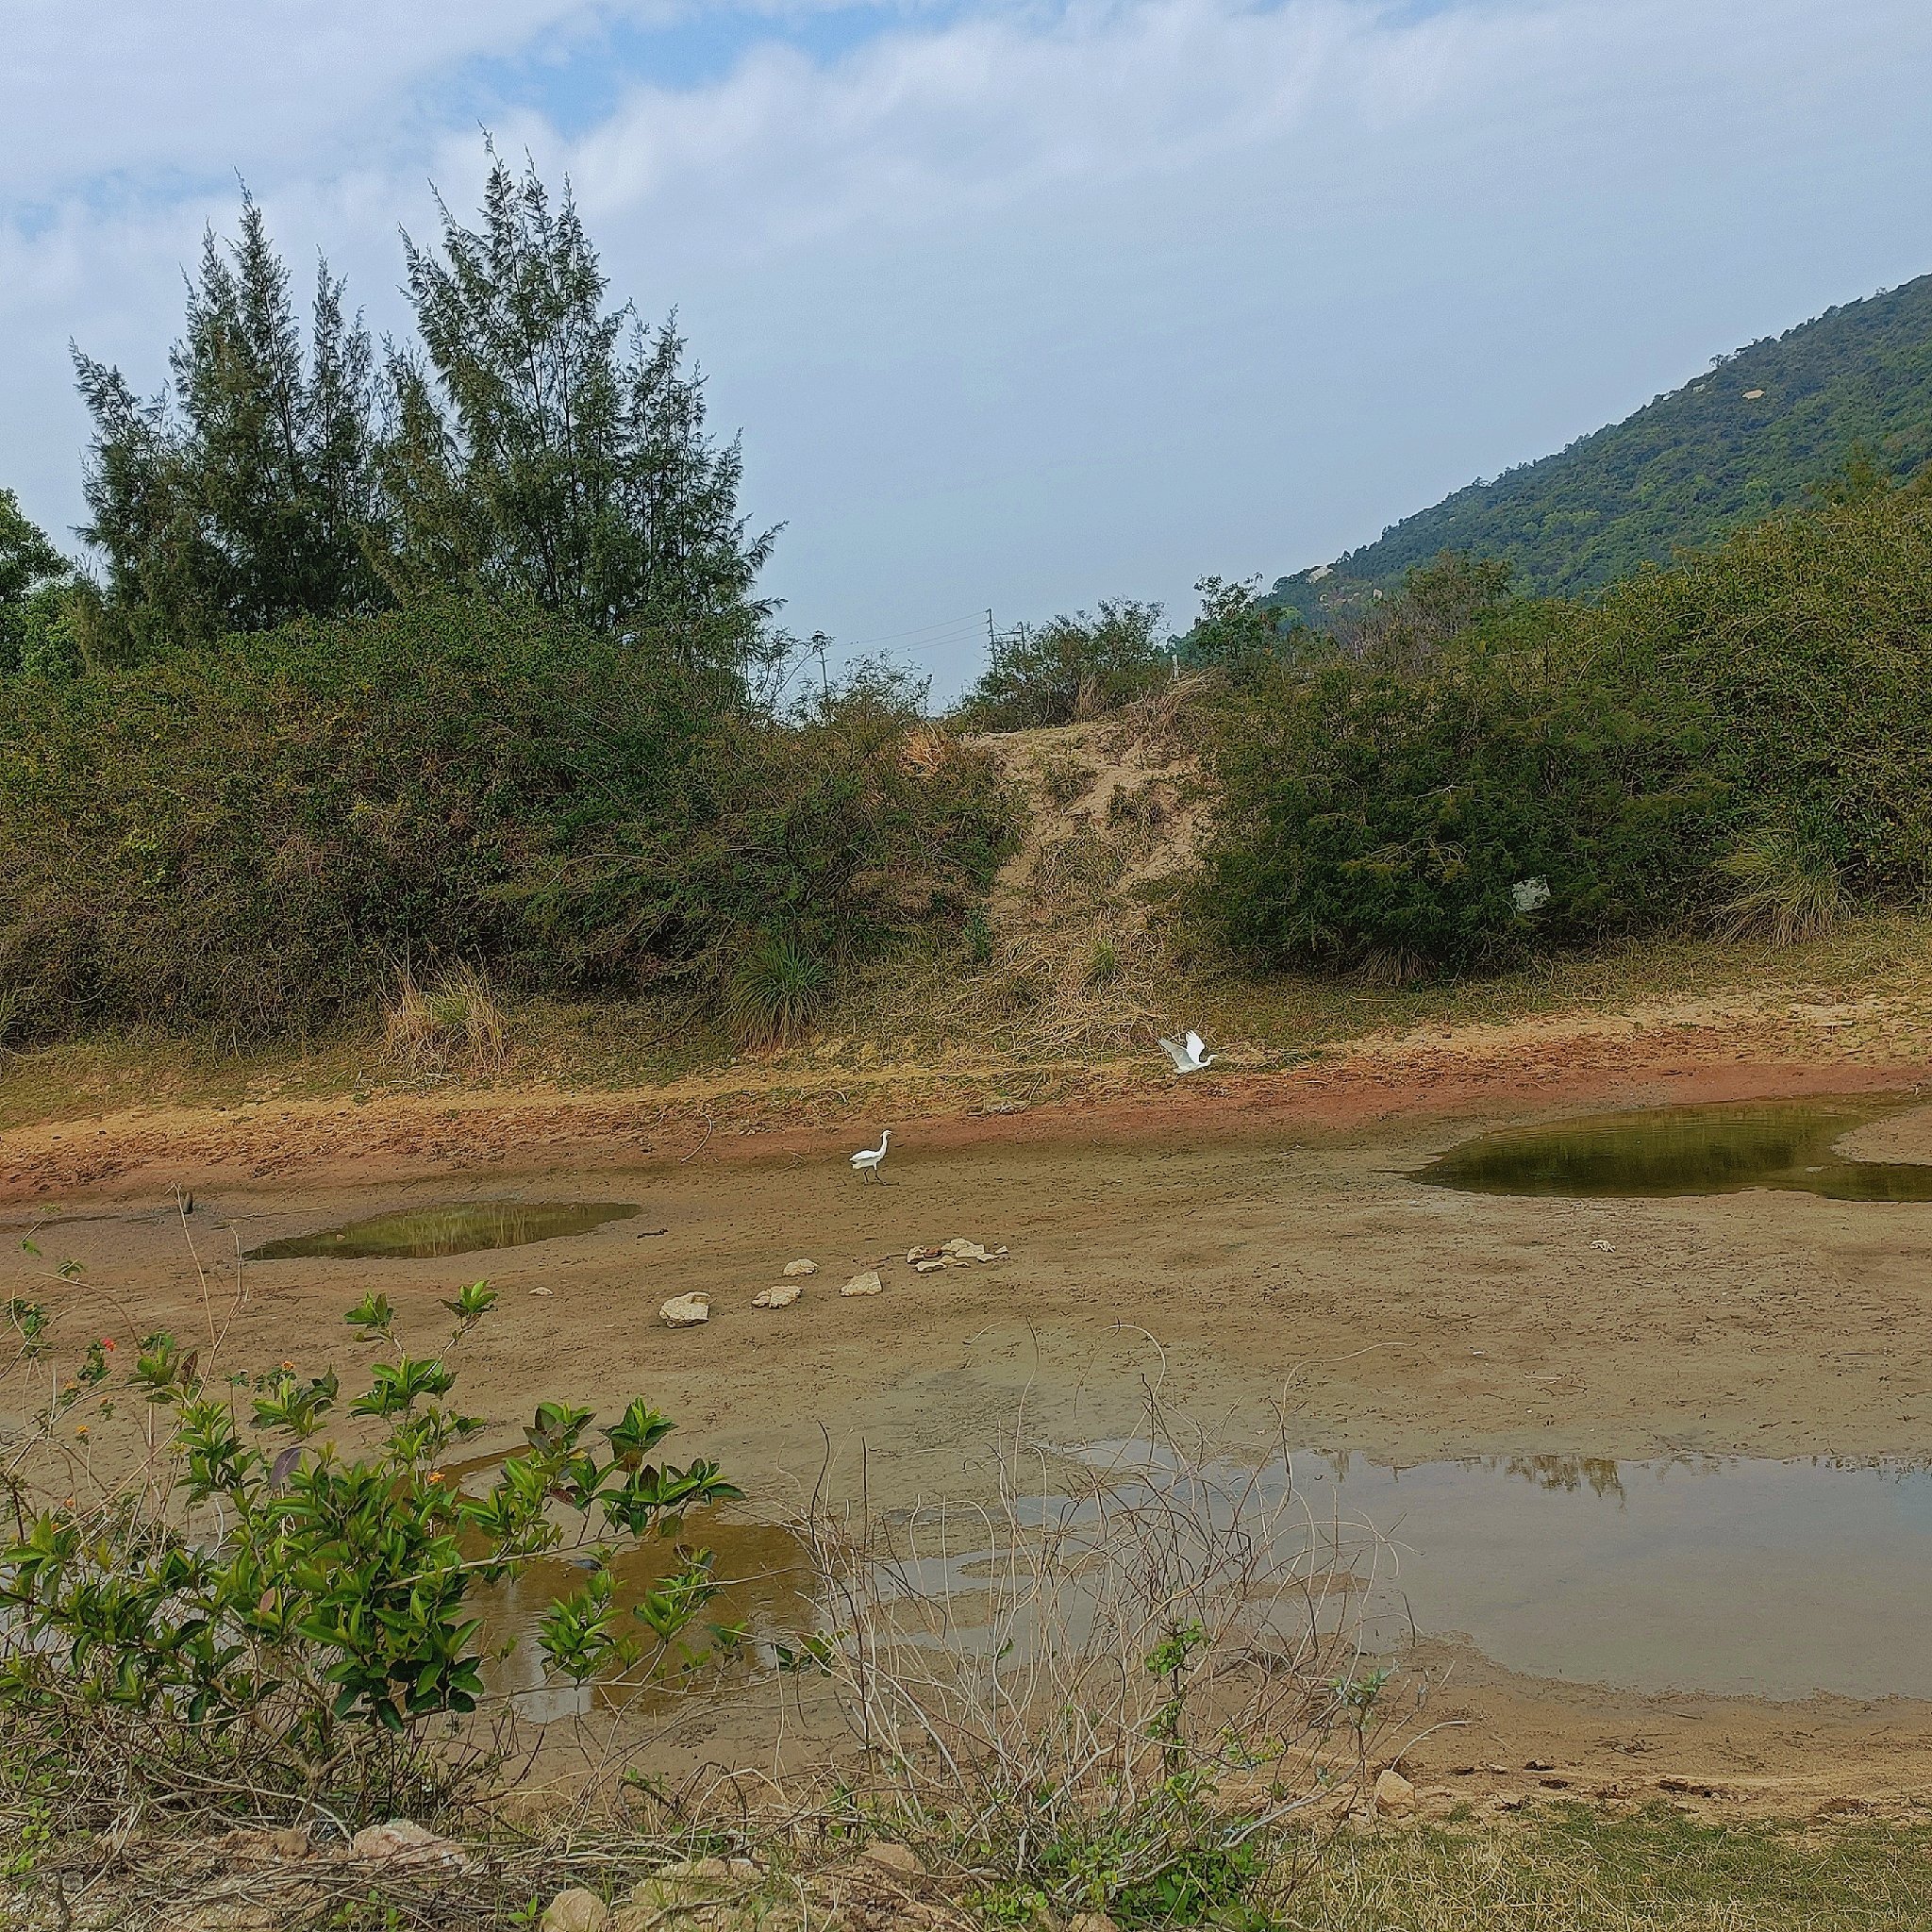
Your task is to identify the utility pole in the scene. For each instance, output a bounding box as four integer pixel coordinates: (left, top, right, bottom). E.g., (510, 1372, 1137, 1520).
(810, 631, 831, 704)
(987, 608, 996, 653)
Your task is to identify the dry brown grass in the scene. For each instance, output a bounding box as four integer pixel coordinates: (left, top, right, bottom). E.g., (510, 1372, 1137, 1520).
(384, 961, 510, 1075)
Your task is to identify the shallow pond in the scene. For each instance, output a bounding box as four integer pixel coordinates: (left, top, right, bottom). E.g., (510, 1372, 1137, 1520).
(1247, 1449, 1932, 1701)
(247, 1199, 641, 1260)
(473, 1447, 1932, 1712)
(1417, 1095, 1932, 1200)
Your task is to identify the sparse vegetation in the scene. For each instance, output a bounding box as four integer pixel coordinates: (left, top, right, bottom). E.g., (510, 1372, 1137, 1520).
(958, 600, 1167, 729)
(0, 1265, 738, 1834)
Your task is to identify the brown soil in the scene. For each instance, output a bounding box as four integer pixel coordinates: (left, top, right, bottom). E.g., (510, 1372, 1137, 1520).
(7, 995, 1932, 1817)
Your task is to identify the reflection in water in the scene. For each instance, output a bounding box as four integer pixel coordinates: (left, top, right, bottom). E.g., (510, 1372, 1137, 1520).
(434, 1444, 1932, 1717)
(1065, 1443, 1932, 1702)
(1418, 1096, 1932, 1201)
(248, 1199, 641, 1260)
(472, 1513, 814, 1721)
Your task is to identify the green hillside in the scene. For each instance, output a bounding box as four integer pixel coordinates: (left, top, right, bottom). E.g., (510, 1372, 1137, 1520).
(1271, 272, 1932, 622)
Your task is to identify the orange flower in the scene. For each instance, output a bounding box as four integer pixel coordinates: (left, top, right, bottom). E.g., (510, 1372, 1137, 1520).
(99, 1337, 116, 1350)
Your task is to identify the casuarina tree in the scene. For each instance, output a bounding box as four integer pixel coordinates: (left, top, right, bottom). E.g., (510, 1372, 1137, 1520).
(377, 149, 777, 680)
(73, 195, 386, 656)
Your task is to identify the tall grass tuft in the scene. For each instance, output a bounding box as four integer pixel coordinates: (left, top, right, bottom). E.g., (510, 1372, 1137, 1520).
(384, 961, 509, 1074)
(1715, 826, 1848, 944)
(727, 933, 827, 1047)
(806, 1414, 1408, 1924)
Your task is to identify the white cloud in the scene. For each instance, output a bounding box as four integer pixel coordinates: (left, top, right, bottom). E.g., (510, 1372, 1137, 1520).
(4, 0, 1931, 689)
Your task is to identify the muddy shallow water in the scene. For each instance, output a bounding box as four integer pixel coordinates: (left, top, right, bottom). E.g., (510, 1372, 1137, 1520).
(248, 1197, 641, 1259)
(476, 1449, 1932, 1713)
(1420, 1094, 1932, 1201)
(17, 1082, 1932, 1794)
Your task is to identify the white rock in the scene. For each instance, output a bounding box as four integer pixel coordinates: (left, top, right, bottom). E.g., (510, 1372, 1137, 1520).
(659, 1293, 710, 1327)
(907, 1245, 940, 1263)
(783, 1258, 818, 1276)
(653, 1857, 733, 1884)
(348, 1820, 471, 1871)
(912, 1258, 948, 1274)
(754, 1284, 802, 1308)
(840, 1271, 884, 1297)
(541, 1890, 610, 1932)
(1374, 1767, 1416, 1818)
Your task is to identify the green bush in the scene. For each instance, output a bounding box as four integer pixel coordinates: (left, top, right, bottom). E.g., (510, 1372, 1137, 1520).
(1206, 491, 1932, 973)
(958, 601, 1166, 729)
(0, 1278, 736, 1826)
(0, 599, 1011, 1038)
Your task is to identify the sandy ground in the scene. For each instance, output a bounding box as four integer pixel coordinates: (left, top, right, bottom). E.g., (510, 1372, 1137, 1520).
(6, 1003, 1932, 1817)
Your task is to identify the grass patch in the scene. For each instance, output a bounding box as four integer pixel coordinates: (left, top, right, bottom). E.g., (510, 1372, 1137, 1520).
(1281, 1807, 1932, 1931)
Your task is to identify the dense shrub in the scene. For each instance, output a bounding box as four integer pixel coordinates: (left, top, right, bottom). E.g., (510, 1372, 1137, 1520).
(958, 600, 1166, 729)
(0, 600, 1011, 1037)
(0, 1281, 737, 1825)
(1208, 490, 1932, 973)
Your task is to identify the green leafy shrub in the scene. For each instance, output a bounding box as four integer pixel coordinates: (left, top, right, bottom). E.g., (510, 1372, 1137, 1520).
(1207, 628, 1716, 973)
(0, 1273, 737, 1826)
(1208, 490, 1932, 972)
(0, 598, 1012, 1039)
(958, 601, 1166, 729)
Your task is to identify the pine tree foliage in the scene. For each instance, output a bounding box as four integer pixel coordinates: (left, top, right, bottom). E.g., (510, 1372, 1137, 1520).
(73, 195, 385, 653)
(378, 152, 776, 675)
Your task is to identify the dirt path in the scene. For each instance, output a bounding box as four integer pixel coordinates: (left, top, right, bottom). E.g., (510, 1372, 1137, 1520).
(6, 1004, 1932, 1814)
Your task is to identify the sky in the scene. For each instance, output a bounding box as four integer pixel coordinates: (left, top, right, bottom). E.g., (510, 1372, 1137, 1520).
(5, 0, 1932, 695)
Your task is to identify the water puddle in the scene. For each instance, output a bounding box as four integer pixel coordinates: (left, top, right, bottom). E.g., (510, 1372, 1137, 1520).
(1067, 1446, 1932, 1701)
(441, 1446, 1932, 1712)
(1417, 1095, 1932, 1200)
(247, 1199, 641, 1260)
(473, 1512, 814, 1720)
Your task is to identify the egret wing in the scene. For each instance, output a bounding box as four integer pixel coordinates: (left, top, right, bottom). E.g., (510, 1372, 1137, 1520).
(1158, 1037, 1191, 1072)
(1184, 1031, 1206, 1059)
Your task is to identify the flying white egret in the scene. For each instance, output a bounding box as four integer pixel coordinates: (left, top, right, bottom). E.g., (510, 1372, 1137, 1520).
(1158, 1031, 1215, 1074)
(850, 1130, 892, 1180)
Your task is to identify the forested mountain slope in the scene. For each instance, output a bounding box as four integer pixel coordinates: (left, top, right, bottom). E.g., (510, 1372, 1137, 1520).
(1271, 271, 1932, 621)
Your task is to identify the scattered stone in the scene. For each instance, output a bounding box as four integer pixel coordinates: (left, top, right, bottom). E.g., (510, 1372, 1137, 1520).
(347, 1819, 471, 1871)
(912, 1258, 948, 1274)
(840, 1271, 884, 1297)
(659, 1293, 710, 1327)
(861, 1841, 923, 1875)
(1491, 1792, 1528, 1812)
(541, 1890, 610, 1932)
(907, 1245, 941, 1263)
(530, 1287, 554, 1297)
(1524, 1758, 1556, 1772)
(783, 1258, 818, 1276)
(1590, 1239, 1613, 1252)
(940, 1238, 1008, 1262)
(1068, 1915, 1120, 1932)
(1373, 1767, 1416, 1818)
(754, 1284, 803, 1308)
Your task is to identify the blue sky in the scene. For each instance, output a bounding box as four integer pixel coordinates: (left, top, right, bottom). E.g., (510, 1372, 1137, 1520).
(4, 0, 1931, 693)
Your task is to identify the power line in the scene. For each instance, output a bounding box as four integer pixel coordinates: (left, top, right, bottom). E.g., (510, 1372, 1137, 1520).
(843, 611, 991, 651)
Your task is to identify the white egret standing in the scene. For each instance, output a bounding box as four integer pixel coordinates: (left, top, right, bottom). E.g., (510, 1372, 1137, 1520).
(1158, 1031, 1215, 1074)
(851, 1130, 892, 1180)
